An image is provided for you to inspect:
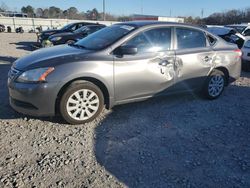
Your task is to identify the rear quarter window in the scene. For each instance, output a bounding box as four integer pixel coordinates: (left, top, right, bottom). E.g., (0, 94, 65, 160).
(207, 35, 217, 46)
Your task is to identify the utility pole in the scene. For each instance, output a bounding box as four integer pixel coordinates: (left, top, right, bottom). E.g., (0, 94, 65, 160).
(201, 8, 204, 18)
(170, 9, 172, 17)
(103, 0, 106, 21)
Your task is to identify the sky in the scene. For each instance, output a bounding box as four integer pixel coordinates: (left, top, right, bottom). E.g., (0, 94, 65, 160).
(1, 0, 250, 17)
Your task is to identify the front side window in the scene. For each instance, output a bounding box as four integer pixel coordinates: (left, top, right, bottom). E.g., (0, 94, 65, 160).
(176, 28, 207, 49)
(69, 24, 77, 31)
(123, 27, 172, 53)
(77, 23, 85, 29)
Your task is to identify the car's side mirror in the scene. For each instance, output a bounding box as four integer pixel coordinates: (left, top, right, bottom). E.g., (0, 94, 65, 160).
(114, 45, 138, 56)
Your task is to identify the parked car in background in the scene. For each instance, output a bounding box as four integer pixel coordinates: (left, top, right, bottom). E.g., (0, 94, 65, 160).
(8, 22, 241, 124)
(242, 37, 250, 71)
(44, 24, 106, 47)
(225, 24, 248, 33)
(207, 26, 245, 48)
(242, 26, 250, 36)
(0, 24, 5, 32)
(37, 22, 97, 45)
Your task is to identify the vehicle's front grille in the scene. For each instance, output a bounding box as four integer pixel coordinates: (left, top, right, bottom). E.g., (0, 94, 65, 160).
(8, 67, 20, 80)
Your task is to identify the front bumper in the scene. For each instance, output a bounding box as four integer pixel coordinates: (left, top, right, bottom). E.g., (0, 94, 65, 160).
(8, 79, 60, 117)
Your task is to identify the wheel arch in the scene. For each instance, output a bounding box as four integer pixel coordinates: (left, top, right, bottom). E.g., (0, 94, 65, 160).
(55, 77, 111, 115)
(212, 66, 230, 86)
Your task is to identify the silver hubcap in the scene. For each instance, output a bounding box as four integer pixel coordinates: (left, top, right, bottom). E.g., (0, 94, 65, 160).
(208, 75, 224, 97)
(66, 89, 100, 121)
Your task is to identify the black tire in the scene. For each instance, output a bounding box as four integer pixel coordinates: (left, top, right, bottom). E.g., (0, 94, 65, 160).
(203, 69, 226, 100)
(60, 81, 104, 125)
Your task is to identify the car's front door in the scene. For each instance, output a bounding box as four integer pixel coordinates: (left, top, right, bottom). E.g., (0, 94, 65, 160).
(173, 27, 214, 91)
(113, 27, 177, 103)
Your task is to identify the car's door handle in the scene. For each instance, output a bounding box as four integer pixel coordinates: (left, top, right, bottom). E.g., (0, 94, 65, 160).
(204, 56, 212, 62)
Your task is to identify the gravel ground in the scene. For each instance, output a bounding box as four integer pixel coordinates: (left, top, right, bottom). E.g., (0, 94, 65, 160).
(0, 33, 250, 188)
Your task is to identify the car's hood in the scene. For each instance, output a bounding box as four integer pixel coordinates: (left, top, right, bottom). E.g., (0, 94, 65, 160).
(49, 32, 74, 39)
(13, 45, 93, 71)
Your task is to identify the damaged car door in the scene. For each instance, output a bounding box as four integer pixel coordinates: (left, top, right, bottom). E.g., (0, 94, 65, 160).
(113, 27, 177, 103)
(174, 27, 214, 91)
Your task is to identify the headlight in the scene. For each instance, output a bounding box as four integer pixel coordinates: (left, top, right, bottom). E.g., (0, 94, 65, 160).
(16, 67, 54, 83)
(50, 37, 62, 41)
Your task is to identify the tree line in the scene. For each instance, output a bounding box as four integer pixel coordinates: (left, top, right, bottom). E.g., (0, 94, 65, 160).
(19, 5, 131, 22)
(184, 8, 250, 25)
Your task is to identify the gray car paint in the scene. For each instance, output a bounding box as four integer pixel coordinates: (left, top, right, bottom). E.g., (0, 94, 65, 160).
(8, 22, 241, 117)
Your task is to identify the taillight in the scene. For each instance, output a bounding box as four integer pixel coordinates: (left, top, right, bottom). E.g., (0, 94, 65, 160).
(234, 49, 242, 58)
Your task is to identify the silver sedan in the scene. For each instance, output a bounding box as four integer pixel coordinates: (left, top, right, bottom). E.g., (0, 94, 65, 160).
(8, 22, 241, 124)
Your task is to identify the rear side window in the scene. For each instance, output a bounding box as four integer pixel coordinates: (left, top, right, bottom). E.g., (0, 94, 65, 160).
(123, 27, 172, 53)
(176, 28, 207, 49)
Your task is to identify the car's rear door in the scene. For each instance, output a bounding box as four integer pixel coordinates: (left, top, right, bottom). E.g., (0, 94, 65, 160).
(173, 27, 214, 91)
(114, 26, 177, 102)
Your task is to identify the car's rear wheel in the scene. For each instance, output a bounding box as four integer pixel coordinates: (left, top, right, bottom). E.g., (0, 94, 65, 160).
(203, 69, 225, 99)
(60, 82, 104, 124)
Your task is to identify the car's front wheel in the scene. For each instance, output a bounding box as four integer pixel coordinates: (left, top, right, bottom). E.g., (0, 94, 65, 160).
(60, 81, 104, 124)
(203, 69, 226, 99)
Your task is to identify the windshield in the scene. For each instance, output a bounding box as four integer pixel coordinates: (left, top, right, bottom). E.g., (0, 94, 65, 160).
(73, 26, 88, 34)
(61, 23, 74, 31)
(75, 24, 136, 50)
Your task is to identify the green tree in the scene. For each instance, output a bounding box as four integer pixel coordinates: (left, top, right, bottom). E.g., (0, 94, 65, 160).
(21, 5, 34, 17)
(0, 2, 8, 11)
(67, 7, 78, 19)
(36, 8, 43, 18)
(48, 6, 61, 18)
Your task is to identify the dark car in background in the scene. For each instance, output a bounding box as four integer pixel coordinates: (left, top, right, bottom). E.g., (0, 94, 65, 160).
(225, 24, 248, 33)
(0, 24, 5, 32)
(207, 26, 245, 48)
(45, 24, 106, 47)
(37, 22, 97, 46)
(242, 26, 250, 36)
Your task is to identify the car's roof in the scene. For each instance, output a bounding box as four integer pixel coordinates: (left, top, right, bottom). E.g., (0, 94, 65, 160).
(87, 24, 106, 27)
(116, 21, 200, 28)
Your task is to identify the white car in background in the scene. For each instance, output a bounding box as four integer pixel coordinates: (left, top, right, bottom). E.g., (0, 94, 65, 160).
(242, 26, 250, 36)
(242, 37, 250, 71)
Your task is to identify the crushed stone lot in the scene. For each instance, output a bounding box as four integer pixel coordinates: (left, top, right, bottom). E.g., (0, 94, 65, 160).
(0, 33, 250, 188)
